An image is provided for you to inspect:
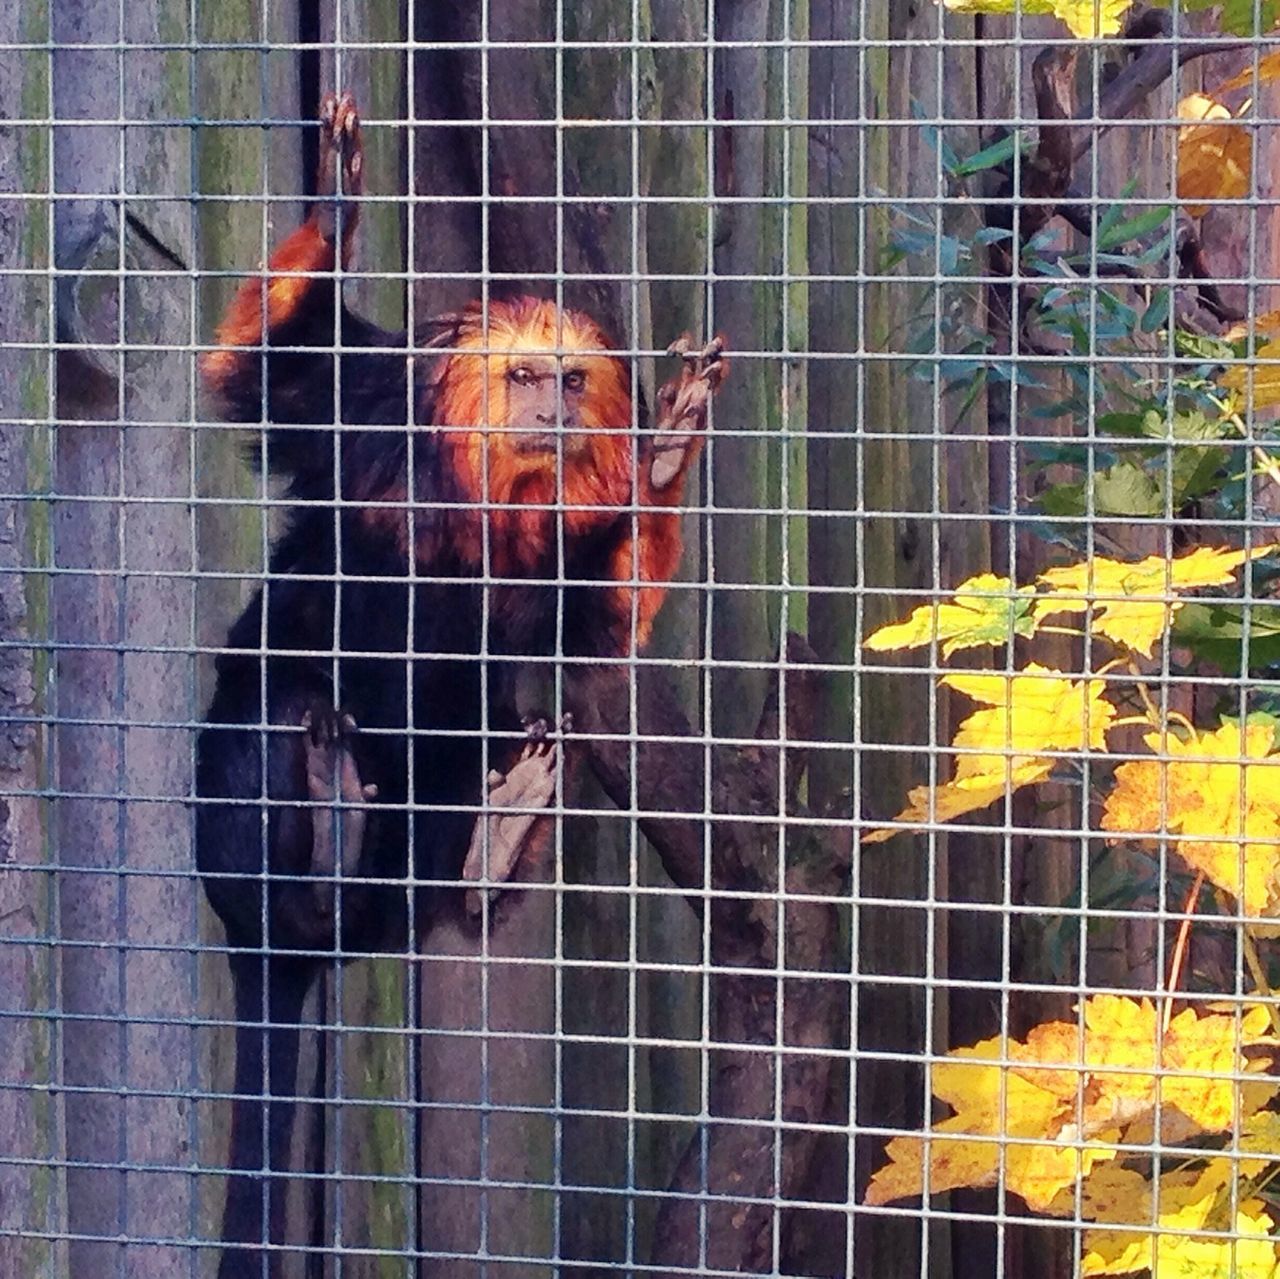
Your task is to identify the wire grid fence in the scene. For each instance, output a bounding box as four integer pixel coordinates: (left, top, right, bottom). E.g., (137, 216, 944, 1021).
(5, 1, 1280, 1276)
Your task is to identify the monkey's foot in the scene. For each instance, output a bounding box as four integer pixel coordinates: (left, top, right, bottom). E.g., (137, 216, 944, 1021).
(315, 91, 364, 244)
(462, 716, 571, 918)
(301, 705, 378, 916)
(651, 335, 727, 490)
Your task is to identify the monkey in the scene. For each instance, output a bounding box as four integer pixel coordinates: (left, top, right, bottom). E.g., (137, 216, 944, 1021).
(194, 91, 725, 1276)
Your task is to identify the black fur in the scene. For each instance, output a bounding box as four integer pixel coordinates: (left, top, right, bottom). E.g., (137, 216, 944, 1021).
(197, 294, 636, 1276)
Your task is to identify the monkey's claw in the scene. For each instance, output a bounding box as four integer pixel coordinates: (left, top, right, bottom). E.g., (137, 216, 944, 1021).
(651, 333, 729, 490)
(299, 702, 377, 916)
(315, 91, 363, 243)
(667, 334, 726, 387)
(463, 718, 570, 918)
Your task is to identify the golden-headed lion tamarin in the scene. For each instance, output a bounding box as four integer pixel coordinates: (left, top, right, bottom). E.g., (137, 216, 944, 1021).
(195, 91, 725, 1274)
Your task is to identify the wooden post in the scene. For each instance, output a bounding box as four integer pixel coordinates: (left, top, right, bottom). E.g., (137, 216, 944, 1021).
(0, 7, 61, 1276)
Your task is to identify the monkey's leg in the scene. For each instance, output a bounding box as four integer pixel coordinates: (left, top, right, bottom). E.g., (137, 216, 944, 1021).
(299, 706, 378, 920)
(462, 716, 569, 917)
(218, 953, 314, 1279)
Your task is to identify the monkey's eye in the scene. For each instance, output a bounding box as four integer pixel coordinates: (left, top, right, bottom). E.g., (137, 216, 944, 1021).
(508, 366, 536, 387)
(563, 370, 586, 394)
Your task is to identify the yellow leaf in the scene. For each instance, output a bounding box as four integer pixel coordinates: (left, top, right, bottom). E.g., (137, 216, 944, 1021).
(1052, 0, 1132, 38)
(864, 573, 1034, 658)
(868, 998, 1279, 1216)
(1177, 93, 1251, 217)
(1079, 1161, 1280, 1278)
(1102, 721, 1280, 920)
(1219, 50, 1280, 96)
(936, 0, 1131, 38)
(862, 666, 1113, 843)
(938, 0, 1054, 15)
(866, 1039, 1117, 1212)
(945, 664, 1115, 758)
(1036, 545, 1278, 657)
(861, 760, 1053, 844)
(1224, 309, 1280, 344)
(1220, 337, 1280, 411)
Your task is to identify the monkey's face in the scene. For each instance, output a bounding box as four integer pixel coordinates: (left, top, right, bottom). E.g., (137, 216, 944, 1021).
(500, 355, 593, 459)
(435, 299, 638, 552)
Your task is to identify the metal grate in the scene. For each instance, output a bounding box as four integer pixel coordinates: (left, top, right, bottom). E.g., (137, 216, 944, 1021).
(4, 2, 1280, 1276)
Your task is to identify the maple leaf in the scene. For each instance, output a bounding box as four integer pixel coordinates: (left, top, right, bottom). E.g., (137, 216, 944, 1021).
(865, 1038, 1120, 1212)
(1220, 337, 1280, 411)
(864, 573, 1035, 658)
(1224, 309, 1280, 345)
(1177, 92, 1251, 218)
(1074, 1162, 1280, 1277)
(1036, 545, 1278, 657)
(867, 998, 1278, 1214)
(1219, 50, 1280, 95)
(1102, 722, 1280, 920)
(935, 0, 1131, 37)
(862, 666, 1113, 843)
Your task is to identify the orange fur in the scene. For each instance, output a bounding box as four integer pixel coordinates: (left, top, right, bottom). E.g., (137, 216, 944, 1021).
(431, 298, 635, 568)
(204, 240, 700, 653)
(201, 213, 351, 396)
(427, 298, 698, 651)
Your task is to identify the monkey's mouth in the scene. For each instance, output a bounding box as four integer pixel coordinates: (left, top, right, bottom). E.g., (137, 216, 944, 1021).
(514, 432, 588, 456)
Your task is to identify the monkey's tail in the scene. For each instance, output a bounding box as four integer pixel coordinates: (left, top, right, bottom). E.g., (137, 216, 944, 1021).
(217, 952, 315, 1279)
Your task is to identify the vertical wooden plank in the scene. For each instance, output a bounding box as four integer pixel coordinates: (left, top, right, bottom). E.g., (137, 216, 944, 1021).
(317, 8, 413, 1275)
(192, 1, 303, 1270)
(851, 2, 939, 1273)
(709, 1, 776, 738)
(412, 7, 559, 1273)
(49, 0, 200, 1270)
(631, 1, 711, 1258)
(0, 12, 61, 1279)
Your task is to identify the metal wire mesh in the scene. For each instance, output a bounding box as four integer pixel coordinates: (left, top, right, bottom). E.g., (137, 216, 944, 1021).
(6, 2, 1280, 1277)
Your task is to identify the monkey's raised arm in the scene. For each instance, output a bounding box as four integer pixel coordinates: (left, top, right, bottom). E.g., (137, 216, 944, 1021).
(201, 92, 409, 483)
(597, 336, 726, 653)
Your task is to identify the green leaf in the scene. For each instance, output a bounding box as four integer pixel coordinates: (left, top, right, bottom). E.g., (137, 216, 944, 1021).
(1174, 329, 1236, 363)
(1095, 411, 1149, 439)
(1173, 602, 1280, 672)
(1170, 444, 1230, 504)
(1096, 204, 1173, 252)
(1141, 287, 1171, 334)
(1220, 0, 1280, 34)
(1094, 180, 1140, 245)
(1038, 481, 1087, 517)
(951, 132, 1031, 178)
(1091, 460, 1164, 516)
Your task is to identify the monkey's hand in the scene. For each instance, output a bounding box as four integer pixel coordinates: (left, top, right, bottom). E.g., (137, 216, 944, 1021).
(301, 705, 378, 918)
(650, 335, 727, 492)
(315, 91, 364, 248)
(463, 715, 571, 919)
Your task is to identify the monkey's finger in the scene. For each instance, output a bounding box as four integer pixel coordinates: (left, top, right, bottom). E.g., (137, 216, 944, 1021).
(319, 93, 339, 133)
(665, 334, 693, 359)
(341, 713, 358, 734)
(649, 441, 690, 491)
(362, 783, 379, 800)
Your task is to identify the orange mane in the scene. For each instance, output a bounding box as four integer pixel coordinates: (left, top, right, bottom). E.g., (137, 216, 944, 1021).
(432, 297, 636, 574)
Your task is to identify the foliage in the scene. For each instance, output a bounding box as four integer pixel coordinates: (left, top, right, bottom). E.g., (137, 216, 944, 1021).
(887, 44, 1280, 537)
(864, 546, 1280, 1272)
(937, 0, 1280, 38)
(870, 3, 1280, 1270)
